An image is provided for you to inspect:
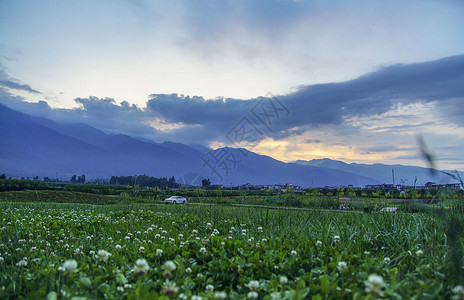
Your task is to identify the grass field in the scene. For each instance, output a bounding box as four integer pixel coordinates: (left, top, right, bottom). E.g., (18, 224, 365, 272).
(1, 198, 463, 299)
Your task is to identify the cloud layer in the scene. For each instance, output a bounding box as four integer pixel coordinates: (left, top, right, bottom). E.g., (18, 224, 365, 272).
(0, 55, 463, 169)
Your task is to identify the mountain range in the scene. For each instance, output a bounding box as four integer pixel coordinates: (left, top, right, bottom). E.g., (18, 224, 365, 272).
(0, 103, 460, 187)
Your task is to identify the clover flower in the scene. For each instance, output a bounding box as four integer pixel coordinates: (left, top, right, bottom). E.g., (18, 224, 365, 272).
(200, 247, 206, 254)
(334, 235, 341, 243)
(291, 250, 297, 256)
(384, 257, 391, 264)
(214, 291, 227, 299)
(96, 250, 111, 262)
(16, 259, 27, 267)
(247, 291, 259, 299)
(452, 285, 464, 300)
(156, 249, 163, 257)
(337, 261, 347, 273)
(133, 259, 149, 276)
(61, 259, 78, 273)
(206, 284, 214, 294)
(316, 240, 322, 247)
(365, 274, 385, 297)
(416, 249, 424, 257)
(164, 260, 177, 272)
(248, 280, 260, 291)
(163, 280, 179, 297)
(280, 276, 288, 284)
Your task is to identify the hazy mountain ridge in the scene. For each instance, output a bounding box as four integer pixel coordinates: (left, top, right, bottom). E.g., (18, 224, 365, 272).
(2, 103, 459, 187)
(295, 158, 461, 186)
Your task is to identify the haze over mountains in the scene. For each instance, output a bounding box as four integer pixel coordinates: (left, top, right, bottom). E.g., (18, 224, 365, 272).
(0, 103, 460, 187)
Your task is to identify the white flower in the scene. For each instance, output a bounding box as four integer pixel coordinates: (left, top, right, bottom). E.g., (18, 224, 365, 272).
(248, 280, 260, 291)
(178, 293, 187, 300)
(291, 250, 297, 256)
(115, 244, 122, 250)
(164, 260, 177, 272)
(247, 291, 259, 299)
(96, 250, 111, 262)
(133, 259, 149, 276)
(117, 286, 124, 292)
(316, 240, 322, 247)
(197, 273, 203, 278)
(337, 261, 347, 273)
(206, 284, 214, 294)
(156, 249, 163, 257)
(124, 284, 132, 289)
(416, 249, 424, 257)
(333, 235, 340, 243)
(200, 247, 206, 254)
(61, 259, 78, 273)
(280, 276, 288, 284)
(16, 259, 27, 267)
(163, 280, 178, 297)
(365, 274, 385, 297)
(384, 257, 391, 264)
(214, 291, 227, 299)
(139, 246, 145, 253)
(452, 285, 464, 300)
(186, 267, 192, 273)
(0, 257, 3, 263)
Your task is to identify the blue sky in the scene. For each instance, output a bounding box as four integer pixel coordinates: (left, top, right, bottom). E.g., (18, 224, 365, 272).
(1, 0, 463, 170)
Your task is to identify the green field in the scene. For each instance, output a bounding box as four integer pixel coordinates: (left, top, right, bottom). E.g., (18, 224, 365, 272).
(1, 197, 463, 299)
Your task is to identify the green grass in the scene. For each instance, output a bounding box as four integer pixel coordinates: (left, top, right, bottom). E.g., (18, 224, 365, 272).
(0, 200, 461, 299)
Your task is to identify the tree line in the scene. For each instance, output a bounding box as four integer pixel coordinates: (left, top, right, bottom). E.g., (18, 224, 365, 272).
(109, 174, 179, 189)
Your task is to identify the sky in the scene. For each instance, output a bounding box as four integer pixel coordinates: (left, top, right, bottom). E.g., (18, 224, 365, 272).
(0, 0, 464, 170)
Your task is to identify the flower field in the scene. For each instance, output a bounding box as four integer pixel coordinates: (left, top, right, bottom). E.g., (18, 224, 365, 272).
(0, 201, 462, 299)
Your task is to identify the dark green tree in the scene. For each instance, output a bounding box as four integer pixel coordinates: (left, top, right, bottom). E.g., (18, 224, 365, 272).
(202, 178, 211, 187)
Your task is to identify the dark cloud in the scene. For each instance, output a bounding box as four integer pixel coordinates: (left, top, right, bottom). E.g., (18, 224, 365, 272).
(1, 55, 463, 148)
(0, 79, 40, 93)
(304, 139, 321, 144)
(0, 63, 40, 93)
(146, 55, 464, 140)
